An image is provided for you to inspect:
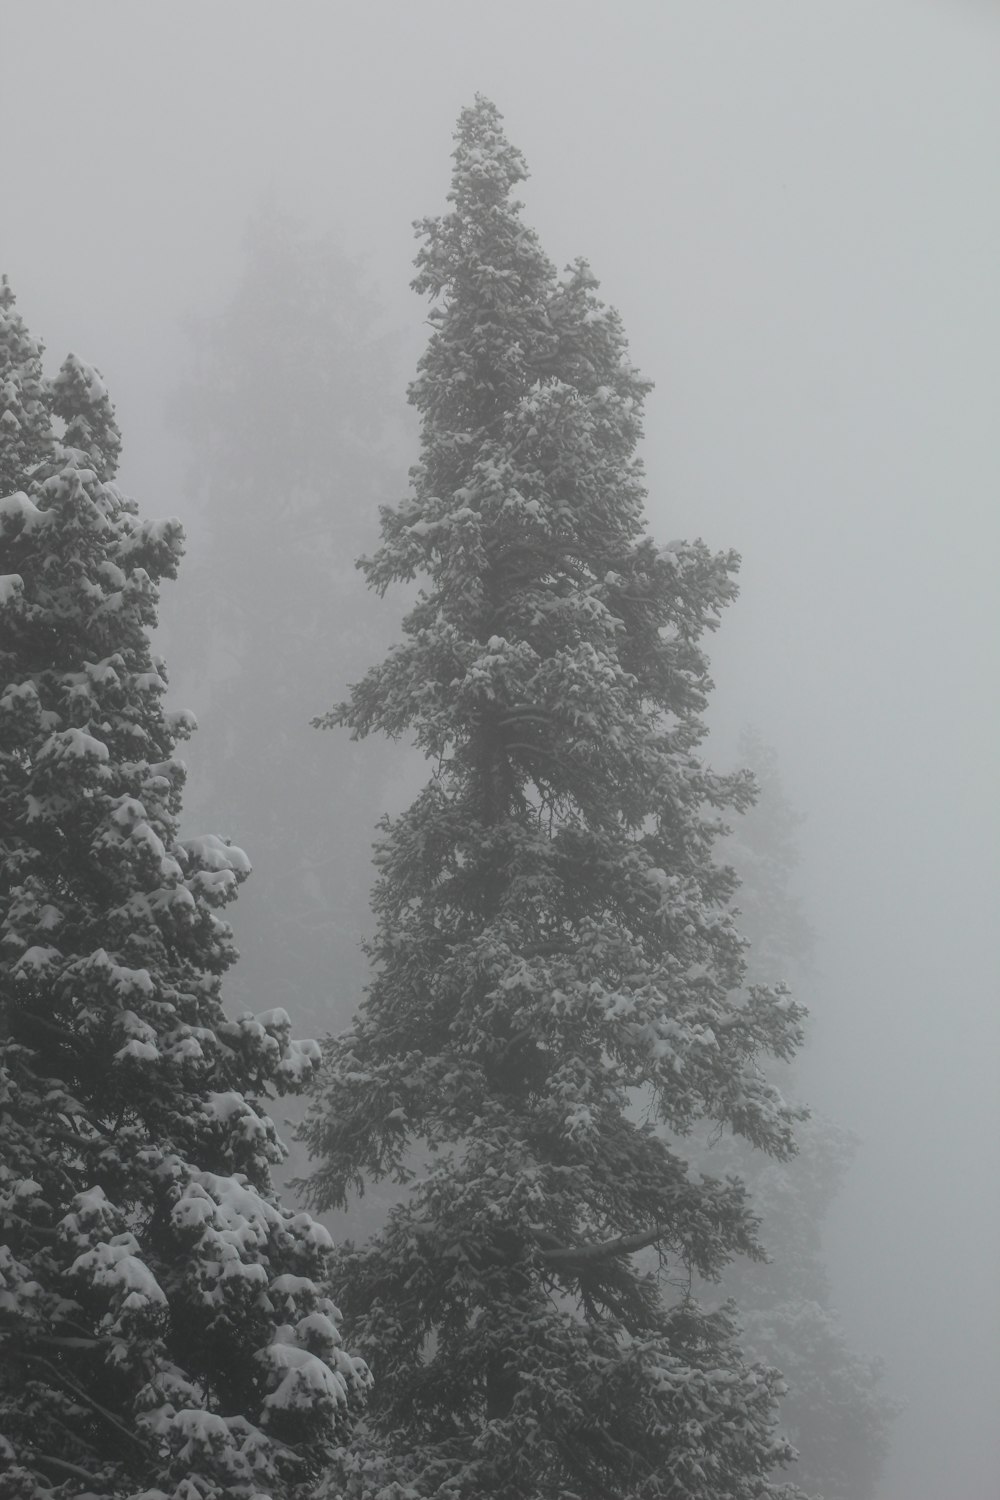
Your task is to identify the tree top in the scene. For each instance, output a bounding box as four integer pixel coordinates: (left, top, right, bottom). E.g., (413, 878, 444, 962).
(449, 95, 529, 204)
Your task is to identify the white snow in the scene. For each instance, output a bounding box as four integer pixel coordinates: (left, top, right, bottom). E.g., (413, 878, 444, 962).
(258, 1341, 351, 1413)
(13, 945, 59, 973)
(38, 727, 110, 763)
(181, 834, 251, 876)
(0, 491, 51, 532)
(72, 1237, 167, 1305)
(115, 1039, 160, 1063)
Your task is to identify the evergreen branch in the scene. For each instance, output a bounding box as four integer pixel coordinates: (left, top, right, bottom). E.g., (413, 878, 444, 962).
(11, 1009, 83, 1047)
(496, 711, 554, 727)
(32, 1451, 105, 1484)
(539, 1224, 664, 1264)
(0, 1211, 58, 1241)
(496, 702, 554, 717)
(45, 1125, 106, 1152)
(37, 1334, 102, 1349)
(35, 1403, 104, 1457)
(21, 1352, 150, 1452)
(505, 741, 559, 759)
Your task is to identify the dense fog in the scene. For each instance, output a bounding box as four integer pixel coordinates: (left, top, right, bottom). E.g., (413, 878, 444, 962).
(4, 4, 998, 1496)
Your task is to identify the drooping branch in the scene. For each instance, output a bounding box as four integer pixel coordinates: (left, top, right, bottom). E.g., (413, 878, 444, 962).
(496, 710, 555, 728)
(37, 1334, 102, 1350)
(21, 1352, 149, 1452)
(32, 1451, 105, 1485)
(539, 1224, 664, 1264)
(504, 741, 560, 759)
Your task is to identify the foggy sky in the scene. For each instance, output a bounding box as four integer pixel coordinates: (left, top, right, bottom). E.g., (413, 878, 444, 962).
(4, 5, 999, 1497)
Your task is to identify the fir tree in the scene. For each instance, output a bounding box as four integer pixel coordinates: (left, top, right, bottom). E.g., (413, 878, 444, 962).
(304, 98, 807, 1500)
(0, 283, 371, 1500)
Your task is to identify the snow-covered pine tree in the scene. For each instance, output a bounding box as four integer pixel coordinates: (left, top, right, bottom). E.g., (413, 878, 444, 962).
(0, 284, 371, 1500)
(303, 98, 807, 1500)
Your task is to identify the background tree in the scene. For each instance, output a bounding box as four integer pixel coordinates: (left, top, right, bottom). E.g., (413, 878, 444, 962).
(166, 212, 407, 1041)
(0, 284, 370, 1500)
(688, 734, 897, 1499)
(304, 98, 808, 1500)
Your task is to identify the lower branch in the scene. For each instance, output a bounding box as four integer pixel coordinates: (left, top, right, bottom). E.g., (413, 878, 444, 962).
(539, 1224, 664, 1264)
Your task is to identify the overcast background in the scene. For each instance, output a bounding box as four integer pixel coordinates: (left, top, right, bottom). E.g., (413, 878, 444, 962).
(4, 4, 999, 1497)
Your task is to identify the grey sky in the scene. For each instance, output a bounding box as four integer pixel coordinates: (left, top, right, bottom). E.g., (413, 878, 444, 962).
(4, 4, 999, 1496)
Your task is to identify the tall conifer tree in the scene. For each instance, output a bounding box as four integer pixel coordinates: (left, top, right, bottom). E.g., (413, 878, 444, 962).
(0, 286, 370, 1500)
(305, 99, 806, 1499)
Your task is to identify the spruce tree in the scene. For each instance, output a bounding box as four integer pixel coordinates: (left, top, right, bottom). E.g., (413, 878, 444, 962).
(0, 285, 370, 1500)
(304, 98, 807, 1500)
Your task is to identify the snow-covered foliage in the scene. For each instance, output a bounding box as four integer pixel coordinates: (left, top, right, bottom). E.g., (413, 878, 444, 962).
(0, 284, 370, 1499)
(0, 278, 51, 497)
(49, 352, 123, 484)
(303, 98, 808, 1499)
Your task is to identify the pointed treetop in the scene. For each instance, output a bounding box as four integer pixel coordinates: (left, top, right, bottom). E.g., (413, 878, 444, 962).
(449, 95, 529, 205)
(412, 95, 545, 310)
(50, 350, 123, 481)
(0, 278, 50, 493)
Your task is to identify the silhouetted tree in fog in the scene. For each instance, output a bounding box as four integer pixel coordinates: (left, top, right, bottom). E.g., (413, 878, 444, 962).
(168, 213, 406, 1037)
(0, 282, 370, 1499)
(303, 98, 808, 1500)
(690, 734, 898, 1500)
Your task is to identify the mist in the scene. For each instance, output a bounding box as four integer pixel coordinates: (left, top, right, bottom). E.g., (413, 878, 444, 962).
(4, 4, 998, 1497)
